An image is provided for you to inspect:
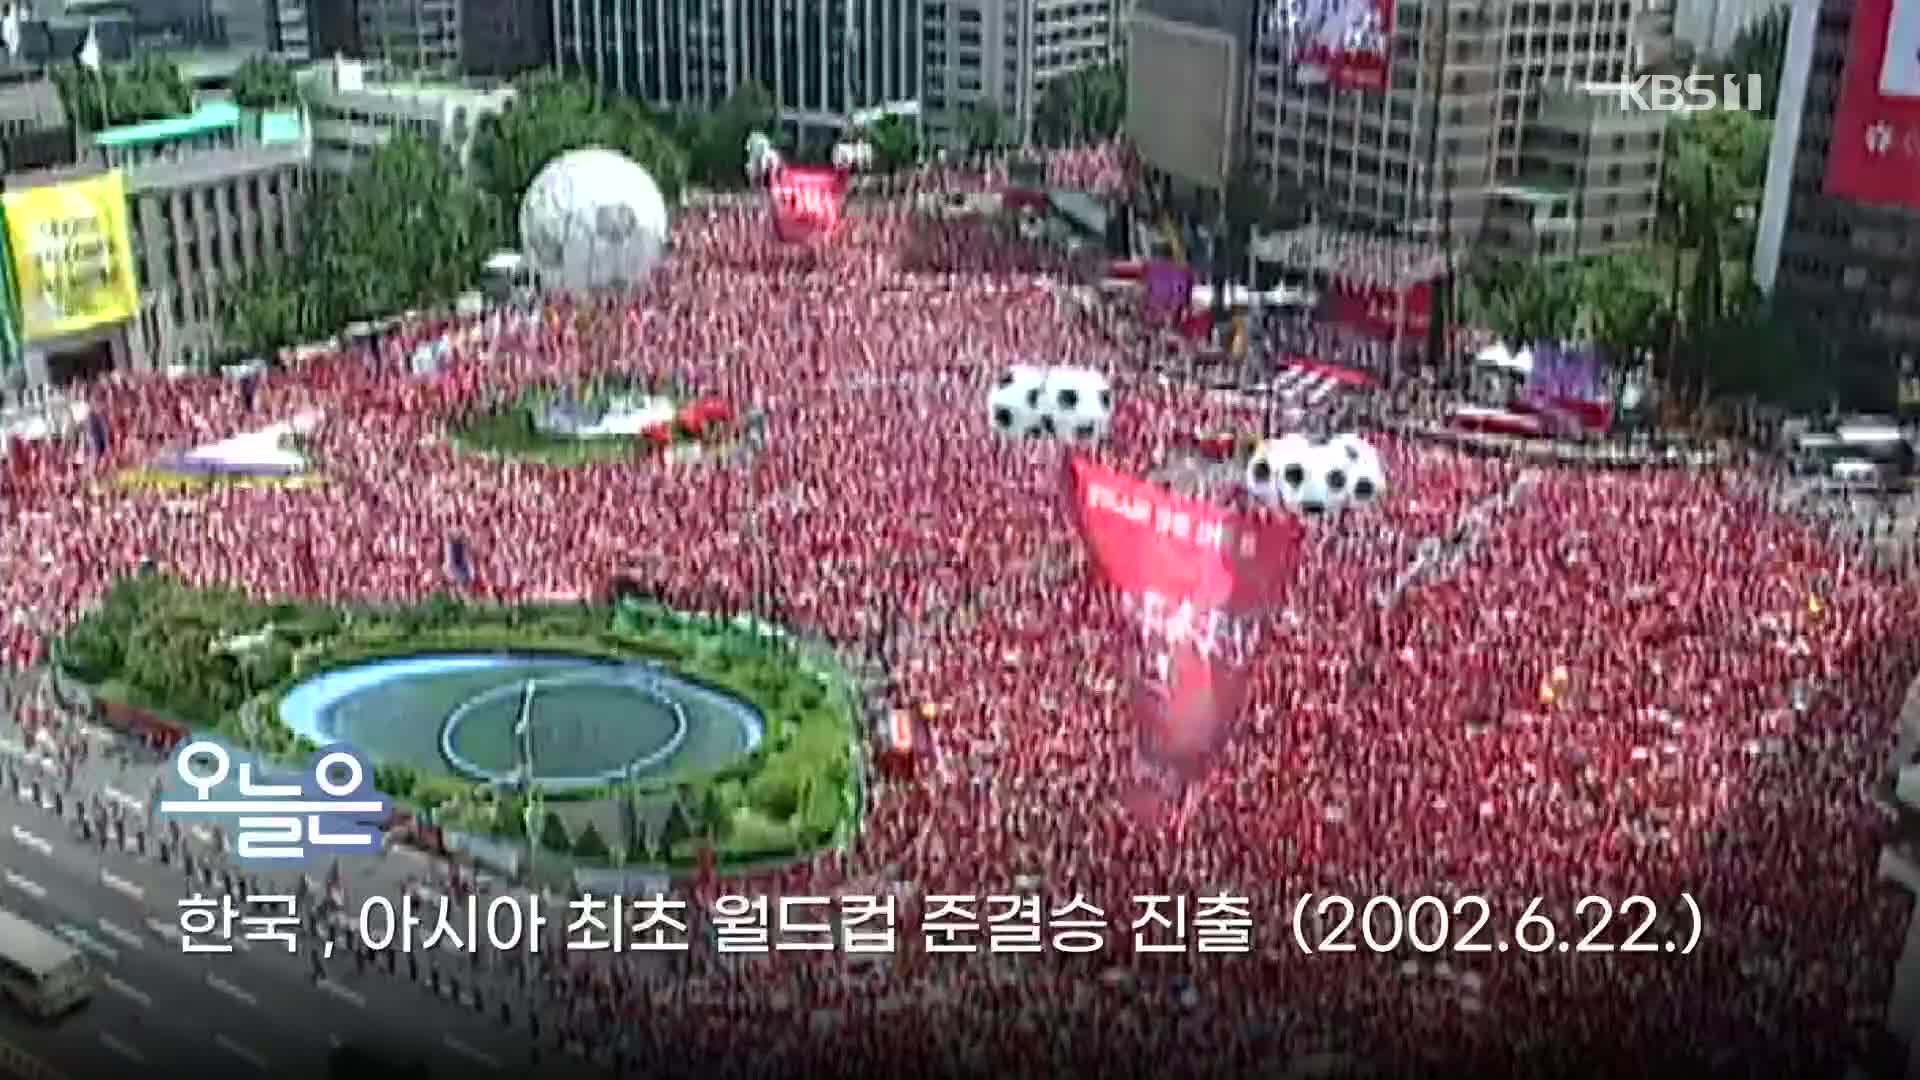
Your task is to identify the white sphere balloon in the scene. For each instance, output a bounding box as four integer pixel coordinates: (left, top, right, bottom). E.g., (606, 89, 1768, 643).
(518, 148, 669, 292)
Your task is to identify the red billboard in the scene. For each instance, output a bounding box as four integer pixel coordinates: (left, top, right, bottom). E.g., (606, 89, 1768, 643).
(769, 166, 849, 242)
(1327, 280, 1432, 340)
(1281, 0, 1395, 92)
(1825, 0, 1920, 210)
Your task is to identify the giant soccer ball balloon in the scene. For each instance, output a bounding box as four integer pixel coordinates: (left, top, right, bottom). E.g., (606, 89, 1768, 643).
(519, 148, 669, 292)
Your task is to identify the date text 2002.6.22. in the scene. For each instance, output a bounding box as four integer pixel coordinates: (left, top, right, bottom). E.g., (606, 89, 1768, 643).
(1292, 893, 1703, 956)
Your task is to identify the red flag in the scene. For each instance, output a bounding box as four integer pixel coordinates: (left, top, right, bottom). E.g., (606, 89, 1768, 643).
(1061, 454, 1303, 612)
(1062, 455, 1303, 805)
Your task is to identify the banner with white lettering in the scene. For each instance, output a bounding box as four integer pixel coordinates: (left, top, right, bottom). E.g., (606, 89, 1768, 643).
(1062, 456, 1305, 807)
(769, 166, 849, 243)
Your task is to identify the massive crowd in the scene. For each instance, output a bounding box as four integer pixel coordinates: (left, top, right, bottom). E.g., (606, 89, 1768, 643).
(1, 147, 1917, 1077)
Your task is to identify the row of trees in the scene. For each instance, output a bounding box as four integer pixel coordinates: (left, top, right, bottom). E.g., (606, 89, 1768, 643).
(217, 55, 1131, 358)
(49, 55, 190, 131)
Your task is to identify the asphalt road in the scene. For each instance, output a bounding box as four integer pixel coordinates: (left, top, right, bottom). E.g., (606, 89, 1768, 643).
(0, 771, 546, 1078)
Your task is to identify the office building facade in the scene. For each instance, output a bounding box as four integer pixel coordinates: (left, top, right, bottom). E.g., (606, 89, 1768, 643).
(1212, 0, 1663, 257)
(298, 57, 513, 174)
(921, 0, 1120, 148)
(1752, 0, 1920, 391)
(123, 142, 312, 370)
(551, 0, 925, 142)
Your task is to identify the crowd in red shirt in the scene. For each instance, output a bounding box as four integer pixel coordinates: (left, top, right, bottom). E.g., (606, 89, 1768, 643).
(1, 151, 1915, 1076)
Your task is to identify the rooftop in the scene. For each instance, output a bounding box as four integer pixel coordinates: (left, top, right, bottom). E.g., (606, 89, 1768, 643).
(1248, 224, 1454, 288)
(94, 101, 241, 149)
(125, 142, 310, 192)
(0, 80, 67, 130)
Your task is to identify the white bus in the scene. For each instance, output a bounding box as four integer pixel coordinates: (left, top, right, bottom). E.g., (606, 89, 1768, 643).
(0, 907, 93, 1019)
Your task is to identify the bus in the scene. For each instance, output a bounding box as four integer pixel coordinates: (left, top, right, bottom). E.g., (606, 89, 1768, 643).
(0, 907, 92, 1019)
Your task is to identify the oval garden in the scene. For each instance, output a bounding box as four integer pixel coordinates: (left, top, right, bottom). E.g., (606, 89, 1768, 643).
(57, 575, 862, 868)
(449, 373, 739, 465)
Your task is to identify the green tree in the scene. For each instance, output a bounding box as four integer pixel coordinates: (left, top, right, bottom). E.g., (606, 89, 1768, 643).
(1033, 63, 1127, 147)
(222, 134, 499, 356)
(1663, 110, 1768, 243)
(866, 114, 921, 172)
(956, 103, 1010, 154)
(230, 56, 301, 110)
(681, 81, 776, 188)
(470, 73, 688, 240)
(571, 820, 609, 859)
(1466, 258, 1583, 343)
(51, 56, 190, 131)
(539, 809, 570, 851)
(1718, 4, 1789, 116)
(1581, 253, 1668, 361)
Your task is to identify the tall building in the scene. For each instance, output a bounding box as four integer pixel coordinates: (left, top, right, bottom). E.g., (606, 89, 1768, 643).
(354, 0, 463, 71)
(1752, 0, 1920, 393)
(1261, 0, 1659, 254)
(310, 0, 552, 76)
(551, 0, 925, 143)
(1671, 0, 1781, 54)
(459, 0, 553, 76)
(297, 57, 512, 174)
(1124, 0, 1666, 260)
(921, 0, 1120, 148)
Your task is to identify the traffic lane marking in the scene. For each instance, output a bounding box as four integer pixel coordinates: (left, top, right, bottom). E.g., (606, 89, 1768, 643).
(213, 1033, 269, 1070)
(96, 1032, 144, 1063)
(1, 869, 46, 899)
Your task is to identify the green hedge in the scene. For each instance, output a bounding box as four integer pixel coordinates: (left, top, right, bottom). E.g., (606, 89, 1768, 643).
(58, 576, 863, 867)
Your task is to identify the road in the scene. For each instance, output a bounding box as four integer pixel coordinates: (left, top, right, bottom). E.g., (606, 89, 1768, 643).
(0, 723, 584, 1079)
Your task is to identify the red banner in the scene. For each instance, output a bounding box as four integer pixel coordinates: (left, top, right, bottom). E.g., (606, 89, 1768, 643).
(769, 166, 849, 242)
(1826, 0, 1920, 210)
(1063, 457, 1304, 797)
(1063, 456, 1304, 611)
(1328, 280, 1432, 340)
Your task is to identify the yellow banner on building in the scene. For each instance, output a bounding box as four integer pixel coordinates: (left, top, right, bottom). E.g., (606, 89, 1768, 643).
(2, 172, 139, 343)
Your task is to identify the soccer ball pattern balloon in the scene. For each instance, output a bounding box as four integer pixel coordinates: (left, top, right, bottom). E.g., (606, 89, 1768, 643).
(987, 365, 1051, 438)
(1040, 367, 1112, 443)
(986, 364, 1112, 443)
(1328, 432, 1387, 504)
(1247, 432, 1386, 516)
(519, 147, 670, 293)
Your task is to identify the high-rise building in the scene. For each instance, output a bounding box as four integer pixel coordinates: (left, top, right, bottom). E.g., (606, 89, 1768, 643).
(354, 0, 463, 71)
(1752, 0, 1920, 392)
(1670, 0, 1781, 54)
(1124, 0, 1668, 261)
(459, 0, 552, 76)
(920, 0, 1120, 148)
(551, 0, 925, 143)
(1246, 0, 1662, 256)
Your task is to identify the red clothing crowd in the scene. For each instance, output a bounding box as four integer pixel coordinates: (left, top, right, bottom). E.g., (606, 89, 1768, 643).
(0, 172, 1914, 1077)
